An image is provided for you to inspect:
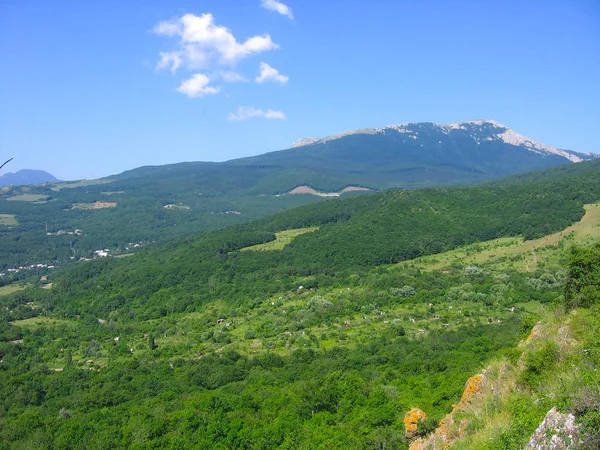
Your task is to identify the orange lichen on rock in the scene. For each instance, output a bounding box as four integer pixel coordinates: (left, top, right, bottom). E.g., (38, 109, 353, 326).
(409, 373, 486, 449)
(404, 408, 428, 440)
(459, 374, 483, 405)
(524, 321, 544, 344)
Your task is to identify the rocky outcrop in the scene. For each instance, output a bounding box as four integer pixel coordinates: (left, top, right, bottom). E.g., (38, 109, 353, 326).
(524, 407, 582, 449)
(404, 408, 428, 441)
(409, 373, 487, 450)
(460, 374, 484, 405)
(409, 319, 587, 449)
(524, 321, 545, 344)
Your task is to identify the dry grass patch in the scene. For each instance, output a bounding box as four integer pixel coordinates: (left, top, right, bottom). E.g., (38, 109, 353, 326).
(0, 214, 17, 226)
(72, 201, 117, 210)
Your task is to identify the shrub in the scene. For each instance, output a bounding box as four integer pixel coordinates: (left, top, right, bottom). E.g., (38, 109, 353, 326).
(564, 243, 600, 309)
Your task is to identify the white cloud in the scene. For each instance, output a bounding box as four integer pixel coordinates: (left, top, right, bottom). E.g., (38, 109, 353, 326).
(261, 0, 294, 20)
(228, 106, 287, 121)
(256, 62, 289, 85)
(177, 74, 220, 98)
(154, 13, 279, 70)
(156, 51, 183, 73)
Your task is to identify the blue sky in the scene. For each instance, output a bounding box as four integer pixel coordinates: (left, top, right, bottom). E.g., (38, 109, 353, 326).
(1, 0, 599, 180)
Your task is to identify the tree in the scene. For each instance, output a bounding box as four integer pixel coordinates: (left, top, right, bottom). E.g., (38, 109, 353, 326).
(564, 243, 600, 309)
(64, 350, 73, 367)
(148, 334, 157, 350)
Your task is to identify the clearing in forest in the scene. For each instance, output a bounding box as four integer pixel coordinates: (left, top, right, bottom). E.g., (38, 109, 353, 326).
(10, 317, 71, 329)
(6, 194, 49, 202)
(72, 201, 117, 210)
(286, 185, 371, 197)
(0, 284, 27, 296)
(240, 227, 319, 252)
(50, 179, 113, 191)
(0, 214, 17, 226)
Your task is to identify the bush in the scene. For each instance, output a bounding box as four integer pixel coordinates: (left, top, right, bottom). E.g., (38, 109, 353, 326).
(564, 243, 600, 309)
(519, 341, 560, 387)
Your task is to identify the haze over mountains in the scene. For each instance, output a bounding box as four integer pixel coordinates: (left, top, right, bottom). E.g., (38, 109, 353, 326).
(0, 169, 58, 187)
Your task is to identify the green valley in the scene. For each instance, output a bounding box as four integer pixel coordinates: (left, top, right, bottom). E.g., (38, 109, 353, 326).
(1, 160, 600, 448)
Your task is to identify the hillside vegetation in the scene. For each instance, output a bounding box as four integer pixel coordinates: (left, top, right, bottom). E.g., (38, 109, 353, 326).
(0, 162, 599, 448)
(412, 243, 600, 449)
(1, 122, 596, 269)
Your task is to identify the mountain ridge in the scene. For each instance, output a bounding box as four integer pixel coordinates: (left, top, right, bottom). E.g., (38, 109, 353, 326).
(1, 120, 597, 268)
(115, 120, 596, 193)
(0, 169, 59, 187)
(289, 119, 596, 163)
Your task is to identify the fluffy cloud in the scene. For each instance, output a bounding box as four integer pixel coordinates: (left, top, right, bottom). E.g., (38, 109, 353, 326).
(177, 74, 220, 98)
(156, 51, 183, 73)
(228, 106, 287, 121)
(154, 13, 278, 70)
(256, 62, 289, 85)
(260, 0, 294, 20)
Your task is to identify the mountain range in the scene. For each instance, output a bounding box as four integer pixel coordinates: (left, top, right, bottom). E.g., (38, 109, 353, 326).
(0, 169, 58, 187)
(116, 119, 597, 193)
(0, 119, 597, 268)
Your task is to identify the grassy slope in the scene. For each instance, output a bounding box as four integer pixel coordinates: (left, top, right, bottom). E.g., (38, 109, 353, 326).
(0, 284, 26, 296)
(0, 214, 17, 226)
(54, 203, 597, 362)
(402, 202, 600, 273)
(240, 227, 319, 252)
(454, 307, 599, 449)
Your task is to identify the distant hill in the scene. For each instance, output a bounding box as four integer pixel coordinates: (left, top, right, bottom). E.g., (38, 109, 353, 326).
(0, 169, 59, 187)
(116, 119, 597, 193)
(0, 120, 597, 268)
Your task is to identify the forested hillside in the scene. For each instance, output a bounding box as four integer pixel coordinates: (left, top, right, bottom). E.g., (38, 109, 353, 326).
(37, 159, 600, 319)
(1, 121, 596, 270)
(1, 161, 600, 448)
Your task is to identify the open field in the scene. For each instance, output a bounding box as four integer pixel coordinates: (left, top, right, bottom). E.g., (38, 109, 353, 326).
(0, 284, 26, 296)
(6, 194, 49, 202)
(72, 201, 117, 210)
(240, 227, 319, 251)
(0, 214, 17, 226)
(50, 179, 113, 191)
(10, 317, 72, 329)
(401, 203, 600, 272)
(285, 185, 372, 197)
